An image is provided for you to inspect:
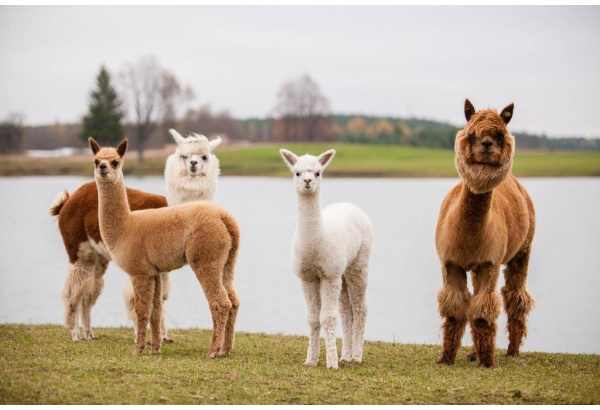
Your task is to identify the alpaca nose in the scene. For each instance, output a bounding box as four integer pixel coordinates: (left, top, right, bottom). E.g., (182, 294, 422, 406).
(190, 160, 198, 166)
(304, 178, 312, 185)
(99, 164, 107, 171)
(481, 139, 493, 149)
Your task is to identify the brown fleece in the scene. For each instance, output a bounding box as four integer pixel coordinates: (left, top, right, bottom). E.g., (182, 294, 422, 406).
(435, 99, 536, 367)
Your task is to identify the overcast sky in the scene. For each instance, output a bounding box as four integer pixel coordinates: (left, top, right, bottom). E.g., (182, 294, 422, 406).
(1, 6, 599, 137)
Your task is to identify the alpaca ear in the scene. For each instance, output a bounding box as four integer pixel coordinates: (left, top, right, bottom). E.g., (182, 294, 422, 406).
(280, 149, 298, 170)
(209, 136, 222, 152)
(169, 129, 187, 145)
(464, 99, 476, 122)
(500, 102, 514, 125)
(117, 139, 128, 158)
(317, 149, 336, 168)
(88, 137, 100, 155)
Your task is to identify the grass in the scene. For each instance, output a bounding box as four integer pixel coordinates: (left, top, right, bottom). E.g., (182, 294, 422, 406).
(1, 325, 598, 404)
(1, 143, 599, 177)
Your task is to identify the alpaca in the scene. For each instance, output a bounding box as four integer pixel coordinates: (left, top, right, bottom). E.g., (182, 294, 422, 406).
(90, 137, 240, 356)
(435, 99, 535, 367)
(280, 148, 372, 369)
(50, 184, 167, 341)
(122, 128, 222, 343)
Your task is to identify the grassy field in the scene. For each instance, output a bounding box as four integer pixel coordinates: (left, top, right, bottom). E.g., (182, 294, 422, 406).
(1, 143, 599, 177)
(1, 325, 598, 405)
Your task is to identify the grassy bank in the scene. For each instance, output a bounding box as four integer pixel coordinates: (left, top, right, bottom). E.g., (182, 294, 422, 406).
(1, 325, 598, 404)
(1, 143, 599, 177)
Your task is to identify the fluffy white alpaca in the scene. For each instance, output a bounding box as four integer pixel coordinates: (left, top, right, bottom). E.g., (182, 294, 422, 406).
(123, 128, 222, 343)
(165, 129, 222, 205)
(280, 148, 372, 369)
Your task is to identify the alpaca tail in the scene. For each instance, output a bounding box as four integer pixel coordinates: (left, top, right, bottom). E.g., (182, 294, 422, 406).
(220, 210, 240, 284)
(49, 190, 70, 217)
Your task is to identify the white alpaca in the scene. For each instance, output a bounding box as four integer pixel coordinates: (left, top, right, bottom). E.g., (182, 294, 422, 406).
(123, 128, 222, 343)
(165, 129, 222, 205)
(280, 148, 372, 369)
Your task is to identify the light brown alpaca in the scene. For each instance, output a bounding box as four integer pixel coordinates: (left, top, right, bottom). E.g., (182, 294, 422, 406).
(435, 99, 535, 367)
(50, 182, 168, 341)
(90, 137, 240, 356)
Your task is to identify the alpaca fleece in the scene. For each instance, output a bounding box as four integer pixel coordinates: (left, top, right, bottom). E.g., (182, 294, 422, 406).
(90, 138, 240, 357)
(435, 99, 535, 367)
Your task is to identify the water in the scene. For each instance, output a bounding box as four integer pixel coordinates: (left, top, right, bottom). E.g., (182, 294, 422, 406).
(0, 176, 599, 354)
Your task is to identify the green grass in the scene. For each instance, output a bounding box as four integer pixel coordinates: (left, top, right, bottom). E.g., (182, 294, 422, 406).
(1, 144, 599, 177)
(1, 325, 598, 404)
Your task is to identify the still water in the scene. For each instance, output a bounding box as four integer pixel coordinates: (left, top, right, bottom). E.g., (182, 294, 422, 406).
(0, 176, 599, 354)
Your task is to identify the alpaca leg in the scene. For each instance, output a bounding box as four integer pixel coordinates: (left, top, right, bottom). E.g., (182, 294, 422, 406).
(301, 280, 321, 367)
(339, 278, 353, 362)
(502, 249, 535, 357)
(346, 272, 368, 364)
(193, 265, 232, 359)
(468, 263, 501, 367)
(81, 258, 107, 340)
(436, 263, 470, 365)
(62, 260, 91, 341)
(159, 272, 173, 343)
(320, 277, 343, 369)
(149, 275, 163, 354)
(220, 282, 240, 356)
(130, 275, 155, 355)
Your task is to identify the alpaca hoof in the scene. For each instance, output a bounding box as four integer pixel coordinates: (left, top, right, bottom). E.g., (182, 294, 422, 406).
(326, 362, 339, 370)
(478, 361, 495, 368)
(506, 348, 519, 357)
(466, 353, 478, 362)
(162, 338, 174, 344)
(351, 356, 362, 364)
(151, 347, 161, 355)
(207, 351, 220, 359)
(339, 357, 351, 363)
(436, 356, 454, 365)
(303, 361, 317, 367)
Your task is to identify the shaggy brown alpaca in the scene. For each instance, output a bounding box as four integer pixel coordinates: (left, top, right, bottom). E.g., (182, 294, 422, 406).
(435, 99, 535, 367)
(90, 137, 240, 356)
(50, 182, 168, 341)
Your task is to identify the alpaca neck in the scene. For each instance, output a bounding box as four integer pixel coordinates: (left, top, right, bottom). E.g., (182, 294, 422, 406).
(96, 174, 130, 248)
(296, 191, 325, 242)
(458, 183, 493, 232)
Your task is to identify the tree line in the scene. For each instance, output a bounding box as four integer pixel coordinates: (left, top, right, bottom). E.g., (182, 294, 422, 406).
(2, 57, 599, 156)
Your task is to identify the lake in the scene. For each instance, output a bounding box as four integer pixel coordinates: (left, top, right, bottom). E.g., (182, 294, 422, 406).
(0, 176, 599, 354)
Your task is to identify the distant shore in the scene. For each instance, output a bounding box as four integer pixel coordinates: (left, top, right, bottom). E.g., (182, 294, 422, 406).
(2, 143, 599, 177)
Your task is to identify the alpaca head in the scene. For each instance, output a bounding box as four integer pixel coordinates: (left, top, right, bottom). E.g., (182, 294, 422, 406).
(454, 99, 516, 194)
(280, 148, 336, 195)
(169, 129, 221, 177)
(89, 137, 127, 185)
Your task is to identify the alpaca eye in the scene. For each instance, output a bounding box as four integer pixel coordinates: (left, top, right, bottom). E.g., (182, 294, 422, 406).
(315, 172, 321, 177)
(180, 155, 188, 160)
(94, 159, 99, 166)
(111, 160, 119, 167)
(202, 155, 208, 161)
(496, 133, 504, 144)
(469, 134, 476, 144)
(295, 172, 300, 177)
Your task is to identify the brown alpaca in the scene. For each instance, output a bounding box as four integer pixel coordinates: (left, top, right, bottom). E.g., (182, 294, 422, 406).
(89, 137, 240, 356)
(50, 182, 168, 341)
(435, 99, 535, 367)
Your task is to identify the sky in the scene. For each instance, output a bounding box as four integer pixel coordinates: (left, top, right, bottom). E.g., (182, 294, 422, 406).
(1, 6, 599, 137)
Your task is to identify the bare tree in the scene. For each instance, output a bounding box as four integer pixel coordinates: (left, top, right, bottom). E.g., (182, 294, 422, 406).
(0, 113, 25, 154)
(272, 74, 333, 142)
(119, 55, 192, 161)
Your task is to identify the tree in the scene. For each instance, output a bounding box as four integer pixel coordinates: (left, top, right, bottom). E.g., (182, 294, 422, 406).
(0, 114, 24, 154)
(80, 66, 124, 145)
(119, 55, 192, 161)
(272, 74, 333, 142)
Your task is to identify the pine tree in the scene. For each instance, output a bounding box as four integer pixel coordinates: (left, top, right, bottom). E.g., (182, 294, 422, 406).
(80, 66, 124, 145)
